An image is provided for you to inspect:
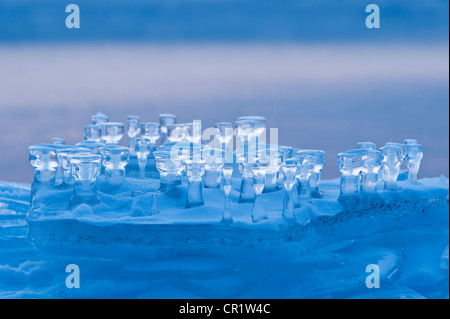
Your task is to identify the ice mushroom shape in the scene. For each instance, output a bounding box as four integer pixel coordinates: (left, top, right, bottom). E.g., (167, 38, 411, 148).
(237, 116, 266, 151)
(159, 114, 177, 146)
(153, 150, 183, 191)
(127, 115, 141, 154)
(258, 145, 283, 193)
(380, 145, 403, 190)
(55, 146, 90, 188)
(297, 149, 326, 198)
(134, 138, 151, 179)
(183, 121, 202, 144)
(238, 116, 266, 137)
(100, 145, 130, 186)
(28, 145, 59, 210)
(68, 153, 102, 209)
(405, 144, 423, 184)
(140, 122, 160, 157)
(140, 122, 160, 145)
(166, 123, 188, 143)
(295, 154, 315, 203)
(158, 141, 191, 182)
(279, 146, 294, 162)
(337, 149, 366, 196)
(84, 125, 102, 143)
(203, 148, 225, 188)
(100, 122, 124, 145)
(283, 157, 300, 207)
(184, 156, 206, 208)
(360, 149, 382, 192)
(276, 145, 294, 188)
(385, 142, 407, 181)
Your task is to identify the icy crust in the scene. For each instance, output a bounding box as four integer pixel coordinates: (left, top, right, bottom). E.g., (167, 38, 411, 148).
(24, 177, 449, 255)
(0, 181, 31, 218)
(27, 177, 449, 225)
(0, 177, 448, 298)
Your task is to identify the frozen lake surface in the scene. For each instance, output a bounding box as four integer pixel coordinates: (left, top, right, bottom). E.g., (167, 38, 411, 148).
(0, 177, 448, 298)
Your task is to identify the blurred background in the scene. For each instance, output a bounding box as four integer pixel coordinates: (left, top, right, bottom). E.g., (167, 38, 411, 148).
(0, 0, 448, 182)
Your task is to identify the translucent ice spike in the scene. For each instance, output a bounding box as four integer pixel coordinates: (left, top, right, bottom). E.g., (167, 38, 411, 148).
(297, 150, 325, 198)
(337, 149, 366, 196)
(405, 144, 423, 184)
(221, 166, 233, 223)
(127, 115, 141, 153)
(361, 149, 382, 192)
(100, 122, 124, 145)
(135, 138, 151, 179)
(159, 114, 177, 146)
(84, 125, 102, 142)
(281, 163, 298, 220)
(380, 145, 403, 190)
(100, 145, 130, 185)
(68, 153, 102, 208)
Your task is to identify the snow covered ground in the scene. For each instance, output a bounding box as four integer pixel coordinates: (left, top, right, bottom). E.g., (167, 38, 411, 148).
(0, 177, 448, 298)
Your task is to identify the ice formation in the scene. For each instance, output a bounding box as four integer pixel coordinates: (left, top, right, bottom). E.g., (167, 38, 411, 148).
(0, 114, 447, 299)
(0, 175, 448, 298)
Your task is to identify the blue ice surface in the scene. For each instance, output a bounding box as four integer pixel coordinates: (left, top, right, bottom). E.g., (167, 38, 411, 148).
(0, 177, 448, 299)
